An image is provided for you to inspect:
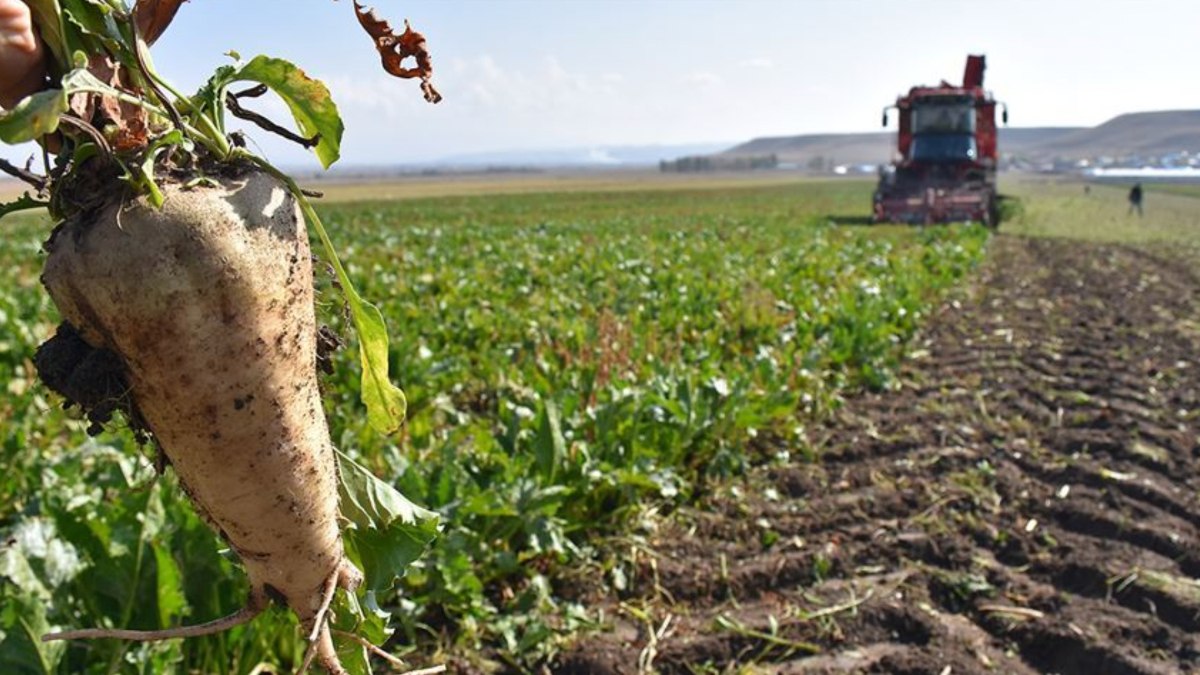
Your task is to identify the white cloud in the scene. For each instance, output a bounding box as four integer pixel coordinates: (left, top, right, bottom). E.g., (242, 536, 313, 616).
(685, 71, 723, 87)
(739, 57, 774, 69)
(321, 73, 431, 118)
(298, 52, 650, 163)
(429, 53, 624, 113)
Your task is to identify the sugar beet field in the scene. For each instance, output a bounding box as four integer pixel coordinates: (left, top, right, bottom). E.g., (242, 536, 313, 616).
(3, 177, 1200, 674)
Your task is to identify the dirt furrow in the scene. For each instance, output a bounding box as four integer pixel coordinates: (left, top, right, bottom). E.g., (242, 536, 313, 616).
(555, 235, 1200, 674)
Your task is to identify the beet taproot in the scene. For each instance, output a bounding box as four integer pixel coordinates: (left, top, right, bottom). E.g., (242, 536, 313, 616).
(39, 168, 362, 673)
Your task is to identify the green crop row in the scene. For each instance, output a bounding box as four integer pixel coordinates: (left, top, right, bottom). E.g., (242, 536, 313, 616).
(1, 179, 987, 672)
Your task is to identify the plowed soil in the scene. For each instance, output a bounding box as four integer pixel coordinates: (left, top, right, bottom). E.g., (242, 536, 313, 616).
(555, 235, 1200, 674)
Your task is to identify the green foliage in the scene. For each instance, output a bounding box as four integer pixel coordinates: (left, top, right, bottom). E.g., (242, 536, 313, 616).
(281, 170, 408, 436)
(195, 55, 344, 168)
(1143, 183, 1200, 199)
(0, 438, 300, 674)
(232, 56, 344, 168)
(317, 182, 985, 666)
(1001, 177, 1200, 245)
(336, 450, 439, 595)
(996, 193, 1024, 224)
(0, 194, 51, 219)
(0, 88, 69, 143)
(0, 180, 988, 670)
(332, 450, 438, 672)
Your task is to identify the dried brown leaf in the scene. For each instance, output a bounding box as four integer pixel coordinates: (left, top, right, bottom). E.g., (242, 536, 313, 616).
(64, 3, 184, 152)
(134, 0, 188, 46)
(352, 2, 442, 103)
(68, 55, 149, 152)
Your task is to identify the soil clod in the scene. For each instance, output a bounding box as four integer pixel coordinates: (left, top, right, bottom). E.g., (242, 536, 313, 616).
(35, 321, 147, 440)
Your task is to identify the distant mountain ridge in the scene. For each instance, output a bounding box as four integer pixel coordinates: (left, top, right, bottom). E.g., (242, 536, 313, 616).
(720, 110, 1200, 165)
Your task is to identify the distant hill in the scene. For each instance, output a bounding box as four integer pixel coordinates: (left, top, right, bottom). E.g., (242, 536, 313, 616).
(1031, 110, 1200, 159)
(723, 132, 892, 167)
(719, 110, 1200, 166)
(434, 142, 737, 168)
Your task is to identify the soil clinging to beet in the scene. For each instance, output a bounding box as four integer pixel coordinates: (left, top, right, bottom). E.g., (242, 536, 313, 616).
(34, 321, 148, 440)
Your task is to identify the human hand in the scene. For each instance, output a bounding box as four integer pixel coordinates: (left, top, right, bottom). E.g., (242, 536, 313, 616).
(0, 0, 47, 109)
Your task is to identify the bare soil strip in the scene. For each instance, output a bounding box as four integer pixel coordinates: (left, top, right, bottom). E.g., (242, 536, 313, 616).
(556, 235, 1200, 674)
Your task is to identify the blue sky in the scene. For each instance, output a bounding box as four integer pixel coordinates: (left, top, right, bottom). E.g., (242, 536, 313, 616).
(4, 0, 1200, 168)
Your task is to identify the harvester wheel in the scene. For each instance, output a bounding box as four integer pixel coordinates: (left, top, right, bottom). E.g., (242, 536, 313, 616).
(985, 201, 1000, 229)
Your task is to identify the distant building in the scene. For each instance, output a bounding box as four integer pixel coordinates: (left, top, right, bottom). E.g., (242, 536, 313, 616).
(1083, 167, 1200, 183)
(659, 154, 779, 173)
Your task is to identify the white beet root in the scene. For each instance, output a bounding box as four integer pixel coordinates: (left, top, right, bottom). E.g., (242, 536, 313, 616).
(41, 168, 360, 673)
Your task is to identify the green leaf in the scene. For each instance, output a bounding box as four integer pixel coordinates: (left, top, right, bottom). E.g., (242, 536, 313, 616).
(0, 194, 50, 221)
(278, 170, 407, 434)
(0, 88, 68, 143)
(336, 450, 437, 533)
(0, 547, 50, 601)
(332, 633, 370, 675)
(60, 0, 124, 55)
(134, 130, 189, 208)
(0, 592, 65, 675)
(326, 582, 393, 675)
(533, 399, 566, 481)
(343, 524, 436, 595)
(190, 63, 238, 134)
(152, 543, 185, 629)
(335, 450, 438, 594)
(23, 0, 71, 71)
(355, 591, 392, 645)
(349, 298, 407, 434)
(328, 592, 372, 675)
(233, 56, 344, 168)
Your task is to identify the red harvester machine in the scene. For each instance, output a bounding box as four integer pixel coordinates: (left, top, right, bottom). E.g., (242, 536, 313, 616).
(873, 55, 1007, 226)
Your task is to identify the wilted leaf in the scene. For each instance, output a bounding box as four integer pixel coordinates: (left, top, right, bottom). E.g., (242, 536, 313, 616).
(351, 2, 442, 103)
(62, 55, 149, 151)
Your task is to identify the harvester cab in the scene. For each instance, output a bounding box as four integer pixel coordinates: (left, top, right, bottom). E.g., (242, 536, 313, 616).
(873, 55, 1006, 227)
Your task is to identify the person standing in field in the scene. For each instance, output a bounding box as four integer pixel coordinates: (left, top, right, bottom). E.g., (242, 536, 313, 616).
(1128, 182, 1144, 216)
